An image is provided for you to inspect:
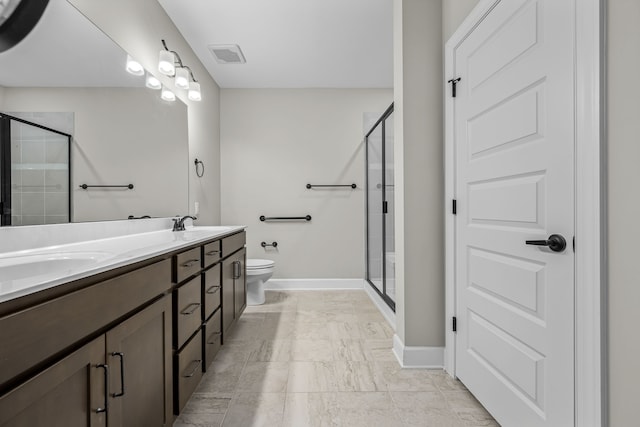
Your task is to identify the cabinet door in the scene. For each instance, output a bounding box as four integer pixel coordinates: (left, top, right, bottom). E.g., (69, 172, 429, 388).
(106, 297, 172, 427)
(221, 256, 235, 337)
(233, 249, 247, 318)
(0, 336, 107, 427)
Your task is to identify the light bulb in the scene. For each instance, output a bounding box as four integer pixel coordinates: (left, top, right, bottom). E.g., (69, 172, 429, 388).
(175, 67, 189, 89)
(145, 73, 161, 90)
(188, 81, 202, 101)
(161, 86, 176, 102)
(158, 50, 175, 76)
(125, 54, 144, 76)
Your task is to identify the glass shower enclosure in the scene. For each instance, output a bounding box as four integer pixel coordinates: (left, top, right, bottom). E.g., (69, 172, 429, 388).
(0, 113, 71, 226)
(365, 103, 395, 310)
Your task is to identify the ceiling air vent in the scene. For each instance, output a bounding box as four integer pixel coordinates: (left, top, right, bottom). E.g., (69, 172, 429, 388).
(208, 44, 246, 64)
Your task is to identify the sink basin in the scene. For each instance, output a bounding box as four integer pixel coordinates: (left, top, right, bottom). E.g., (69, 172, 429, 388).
(0, 252, 113, 282)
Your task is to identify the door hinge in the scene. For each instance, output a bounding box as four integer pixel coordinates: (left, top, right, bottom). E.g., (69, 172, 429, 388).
(383, 201, 388, 214)
(447, 77, 461, 97)
(452, 199, 457, 215)
(452, 316, 457, 332)
(573, 236, 575, 252)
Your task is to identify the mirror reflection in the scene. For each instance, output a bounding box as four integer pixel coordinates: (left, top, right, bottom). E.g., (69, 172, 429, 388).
(0, 0, 189, 226)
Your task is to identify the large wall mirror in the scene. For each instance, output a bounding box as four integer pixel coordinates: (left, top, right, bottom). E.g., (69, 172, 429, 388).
(0, 0, 189, 226)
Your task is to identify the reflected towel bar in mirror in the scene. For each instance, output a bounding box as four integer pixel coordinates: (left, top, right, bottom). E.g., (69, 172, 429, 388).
(80, 184, 134, 190)
(259, 215, 311, 222)
(306, 183, 356, 189)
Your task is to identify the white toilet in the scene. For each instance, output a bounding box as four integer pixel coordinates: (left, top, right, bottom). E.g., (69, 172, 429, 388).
(245, 259, 275, 305)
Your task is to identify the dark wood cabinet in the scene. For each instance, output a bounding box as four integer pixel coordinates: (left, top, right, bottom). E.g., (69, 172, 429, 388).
(221, 247, 247, 337)
(203, 308, 222, 371)
(174, 332, 203, 413)
(0, 336, 106, 427)
(233, 248, 247, 319)
(0, 229, 246, 426)
(106, 297, 172, 427)
(174, 276, 202, 349)
(221, 257, 236, 336)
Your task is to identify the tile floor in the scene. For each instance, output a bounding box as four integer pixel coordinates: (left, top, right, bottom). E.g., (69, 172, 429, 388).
(174, 290, 499, 427)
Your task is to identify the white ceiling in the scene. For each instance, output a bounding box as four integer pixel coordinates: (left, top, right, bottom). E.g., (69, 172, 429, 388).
(157, 0, 393, 89)
(0, 0, 143, 88)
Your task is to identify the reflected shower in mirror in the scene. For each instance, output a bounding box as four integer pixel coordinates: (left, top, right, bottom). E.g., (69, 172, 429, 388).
(0, 0, 189, 226)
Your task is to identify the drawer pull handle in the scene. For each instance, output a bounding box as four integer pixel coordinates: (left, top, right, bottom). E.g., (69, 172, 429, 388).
(233, 260, 242, 279)
(207, 332, 222, 345)
(180, 302, 201, 315)
(183, 359, 202, 378)
(111, 352, 125, 397)
(206, 250, 220, 256)
(181, 259, 199, 268)
(206, 285, 221, 294)
(95, 363, 109, 414)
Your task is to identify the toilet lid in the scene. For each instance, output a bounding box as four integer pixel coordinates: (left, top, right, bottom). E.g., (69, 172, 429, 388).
(246, 259, 274, 269)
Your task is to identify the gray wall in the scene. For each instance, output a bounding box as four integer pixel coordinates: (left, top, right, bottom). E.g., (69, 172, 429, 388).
(2, 87, 188, 222)
(607, 1, 638, 425)
(220, 89, 392, 278)
(393, 0, 444, 347)
(442, 0, 481, 41)
(68, 0, 221, 224)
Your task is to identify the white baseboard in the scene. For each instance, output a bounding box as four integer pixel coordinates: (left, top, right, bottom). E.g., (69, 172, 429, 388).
(364, 283, 396, 330)
(264, 278, 365, 290)
(392, 334, 444, 368)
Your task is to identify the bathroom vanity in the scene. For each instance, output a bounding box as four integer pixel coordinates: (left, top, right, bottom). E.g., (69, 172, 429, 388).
(0, 220, 246, 426)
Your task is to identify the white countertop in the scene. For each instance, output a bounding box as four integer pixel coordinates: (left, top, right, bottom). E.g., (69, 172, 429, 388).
(0, 225, 245, 304)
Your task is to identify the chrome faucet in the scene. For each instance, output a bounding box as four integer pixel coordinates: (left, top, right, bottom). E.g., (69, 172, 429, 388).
(172, 215, 197, 231)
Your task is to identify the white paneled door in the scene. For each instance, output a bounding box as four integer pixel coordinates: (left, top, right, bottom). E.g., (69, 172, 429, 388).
(453, 0, 575, 426)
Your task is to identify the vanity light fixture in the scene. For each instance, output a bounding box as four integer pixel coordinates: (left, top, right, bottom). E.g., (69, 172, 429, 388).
(158, 49, 176, 76)
(145, 73, 162, 90)
(125, 54, 144, 76)
(161, 86, 176, 102)
(188, 81, 202, 101)
(174, 67, 189, 89)
(158, 39, 202, 101)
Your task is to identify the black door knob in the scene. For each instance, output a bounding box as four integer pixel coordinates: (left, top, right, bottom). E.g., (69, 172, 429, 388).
(525, 234, 567, 253)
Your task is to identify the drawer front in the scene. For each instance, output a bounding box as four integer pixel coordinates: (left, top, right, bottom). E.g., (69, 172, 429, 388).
(203, 309, 222, 371)
(175, 332, 203, 414)
(175, 276, 202, 349)
(0, 259, 171, 389)
(202, 241, 221, 268)
(173, 247, 201, 284)
(221, 231, 245, 259)
(202, 264, 221, 320)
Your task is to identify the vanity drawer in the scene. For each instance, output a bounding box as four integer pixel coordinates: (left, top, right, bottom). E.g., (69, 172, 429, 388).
(202, 241, 221, 268)
(174, 276, 202, 349)
(221, 231, 245, 258)
(173, 248, 201, 284)
(202, 264, 221, 320)
(0, 259, 171, 389)
(203, 309, 222, 371)
(174, 331, 203, 414)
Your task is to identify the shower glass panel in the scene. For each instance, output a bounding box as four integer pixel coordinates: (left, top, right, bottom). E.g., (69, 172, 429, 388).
(366, 123, 384, 294)
(383, 112, 395, 302)
(0, 114, 71, 226)
(365, 104, 395, 311)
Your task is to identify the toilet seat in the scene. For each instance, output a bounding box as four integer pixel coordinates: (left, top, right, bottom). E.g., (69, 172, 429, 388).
(246, 259, 274, 269)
